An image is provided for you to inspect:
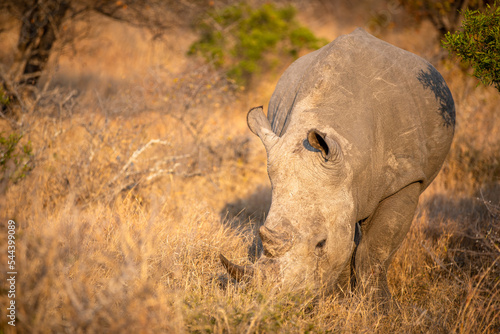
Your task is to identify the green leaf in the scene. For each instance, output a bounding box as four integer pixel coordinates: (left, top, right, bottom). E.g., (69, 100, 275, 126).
(188, 3, 327, 86)
(442, 1, 500, 92)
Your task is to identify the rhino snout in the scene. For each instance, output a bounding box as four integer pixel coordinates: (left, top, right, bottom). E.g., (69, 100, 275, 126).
(259, 225, 294, 258)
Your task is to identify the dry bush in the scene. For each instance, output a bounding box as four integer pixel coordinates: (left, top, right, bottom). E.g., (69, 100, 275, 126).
(0, 3, 499, 333)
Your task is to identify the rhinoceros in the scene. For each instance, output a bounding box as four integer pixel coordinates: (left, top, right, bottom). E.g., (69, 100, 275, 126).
(220, 28, 455, 299)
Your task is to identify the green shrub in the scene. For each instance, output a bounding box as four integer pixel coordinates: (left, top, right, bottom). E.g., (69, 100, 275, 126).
(0, 86, 10, 106)
(1, 132, 33, 187)
(399, 0, 494, 37)
(189, 3, 327, 86)
(442, 2, 500, 92)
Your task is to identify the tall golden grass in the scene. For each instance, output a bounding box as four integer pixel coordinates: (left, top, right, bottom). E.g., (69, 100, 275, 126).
(1, 9, 499, 333)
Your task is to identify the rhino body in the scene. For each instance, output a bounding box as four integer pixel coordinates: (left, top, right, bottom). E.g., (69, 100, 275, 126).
(221, 29, 455, 298)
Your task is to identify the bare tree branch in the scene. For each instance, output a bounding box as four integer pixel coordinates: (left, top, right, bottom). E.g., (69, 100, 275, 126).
(0, 0, 215, 115)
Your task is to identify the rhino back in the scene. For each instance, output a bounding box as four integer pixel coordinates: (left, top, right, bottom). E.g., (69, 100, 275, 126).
(268, 28, 455, 207)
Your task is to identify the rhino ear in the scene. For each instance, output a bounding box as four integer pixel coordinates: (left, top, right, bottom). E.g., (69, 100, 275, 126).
(247, 106, 278, 150)
(307, 129, 342, 162)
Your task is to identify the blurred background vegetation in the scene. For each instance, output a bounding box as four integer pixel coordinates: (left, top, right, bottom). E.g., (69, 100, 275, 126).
(188, 2, 328, 85)
(443, 1, 500, 91)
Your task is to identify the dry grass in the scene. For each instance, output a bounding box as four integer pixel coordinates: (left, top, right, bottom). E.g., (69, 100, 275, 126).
(1, 6, 499, 333)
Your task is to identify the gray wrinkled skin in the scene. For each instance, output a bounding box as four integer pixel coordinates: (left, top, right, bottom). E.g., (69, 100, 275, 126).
(221, 28, 455, 299)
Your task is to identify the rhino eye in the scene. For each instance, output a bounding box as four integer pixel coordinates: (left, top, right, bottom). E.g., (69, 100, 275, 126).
(314, 238, 327, 257)
(307, 130, 330, 158)
(316, 238, 327, 249)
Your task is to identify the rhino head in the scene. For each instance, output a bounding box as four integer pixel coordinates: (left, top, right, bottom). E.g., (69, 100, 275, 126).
(220, 106, 357, 292)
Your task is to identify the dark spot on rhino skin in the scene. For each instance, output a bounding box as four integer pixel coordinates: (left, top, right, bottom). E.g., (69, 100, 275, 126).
(417, 64, 456, 128)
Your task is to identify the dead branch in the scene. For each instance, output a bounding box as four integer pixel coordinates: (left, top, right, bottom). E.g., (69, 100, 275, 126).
(109, 139, 171, 185)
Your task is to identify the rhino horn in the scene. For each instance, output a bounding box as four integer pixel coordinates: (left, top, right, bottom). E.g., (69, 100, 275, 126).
(247, 106, 279, 151)
(259, 225, 294, 257)
(219, 253, 254, 282)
